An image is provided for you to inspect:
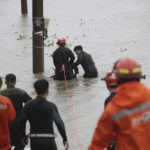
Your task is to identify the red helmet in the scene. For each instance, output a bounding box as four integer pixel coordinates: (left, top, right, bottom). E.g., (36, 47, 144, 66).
(105, 72, 117, 87)
(114, 57, 141, 79)
(57, 38, 66, 45)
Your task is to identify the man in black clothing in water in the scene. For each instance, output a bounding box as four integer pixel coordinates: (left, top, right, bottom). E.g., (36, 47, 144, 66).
(0, 74, 32, 150)
(52, 38, 75, 80)
(20, 79, 69, 150)
(73, 45, 98, 78)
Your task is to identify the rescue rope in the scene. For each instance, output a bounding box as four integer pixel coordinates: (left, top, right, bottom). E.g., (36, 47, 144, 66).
(62, 65, 83, 150)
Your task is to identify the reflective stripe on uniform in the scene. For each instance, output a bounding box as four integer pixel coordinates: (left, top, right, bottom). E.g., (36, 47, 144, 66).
(118, 69, 129, 74)
(28, 133, 56, 138)
(112, 102, 150, 121)
(132, 67, 141, 73)
(0, 105, 7, 109)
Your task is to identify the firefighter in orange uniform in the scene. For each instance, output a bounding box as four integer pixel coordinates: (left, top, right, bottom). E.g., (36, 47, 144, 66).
(104, 72, 117, 107)
(89, 57, 150, 150)
(0, 79, 16, 150)
(103, 72, 118, 150)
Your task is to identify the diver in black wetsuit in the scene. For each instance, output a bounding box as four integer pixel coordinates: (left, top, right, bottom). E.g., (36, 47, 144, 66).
(73, 45, 98, 78)
(20, 79, 69, 150)
(52, 38, 75, 80)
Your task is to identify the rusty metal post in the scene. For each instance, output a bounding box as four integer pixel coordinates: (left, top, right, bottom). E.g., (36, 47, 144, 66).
(32, 0, 44, 73)
(21, 0, 28, 15)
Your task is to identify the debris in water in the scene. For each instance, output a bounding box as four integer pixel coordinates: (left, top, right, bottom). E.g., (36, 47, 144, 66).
(80, 18, 86, 26)
(66, 43, 72, 47)
(51, 34, 57, 38)
(120, 48, 127, 52)
(44, 18, 50, 29)
(44, 40, 54, 47)
(17, 34, 26, 40)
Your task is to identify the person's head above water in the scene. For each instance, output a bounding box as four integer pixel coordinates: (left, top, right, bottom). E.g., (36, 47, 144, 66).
(74, 45, 83, 55)
(56, 38, 66, 47)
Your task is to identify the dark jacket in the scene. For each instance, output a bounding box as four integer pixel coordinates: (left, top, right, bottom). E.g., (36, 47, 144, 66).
(74, 51, 98, 78)
(0, 85, 31, 118)
(53, 46, 75, 80)
(20, 96, 67, 142)
(53, 46, 75, 70)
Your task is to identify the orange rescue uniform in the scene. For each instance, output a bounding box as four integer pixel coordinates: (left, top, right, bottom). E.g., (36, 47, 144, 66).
(0, 95, 16, 150)
(89, 81, 150, 150)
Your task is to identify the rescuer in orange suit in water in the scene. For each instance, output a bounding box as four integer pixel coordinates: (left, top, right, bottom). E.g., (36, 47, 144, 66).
(89, 57, 150, 150)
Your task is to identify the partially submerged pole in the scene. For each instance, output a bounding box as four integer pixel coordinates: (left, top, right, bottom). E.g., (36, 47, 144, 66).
(32, 0, 44, 73)
(21, 0, 28, 15)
